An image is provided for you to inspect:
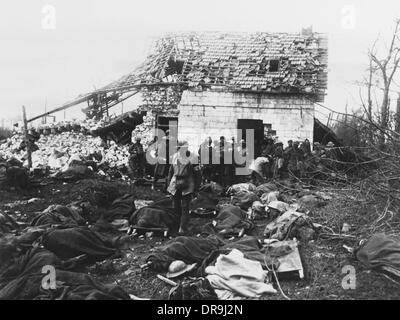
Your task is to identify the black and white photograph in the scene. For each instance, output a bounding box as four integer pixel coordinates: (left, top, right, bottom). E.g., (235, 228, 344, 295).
(1, 0, 400, 308)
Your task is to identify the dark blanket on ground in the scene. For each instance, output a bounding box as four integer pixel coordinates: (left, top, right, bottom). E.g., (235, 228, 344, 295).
(197, 236, 282, 276)
(31, 205, 85, 227)
(130, 193, 220, 230)
(15, 227, 46, 247)
(84, 180, 121, 207)
(356, 233, 400, 281)
(55, 165, 94, 182)
(0, 247, 130, 300)
(104, 194, 136, 221)
(41, 227, 119, 261)
(211, 204, 254, 236)
(129, 196, 179, 232)
(189, 191, 219, 216)
(199, 182, 224, 196)
(231, 192, 260, 210)
(0, 213, 17, 235)
(4, 167, 29, 189)
(169, 277, 218, 300)
(151, 196, 175, 209)
(146, 235, 225, 271)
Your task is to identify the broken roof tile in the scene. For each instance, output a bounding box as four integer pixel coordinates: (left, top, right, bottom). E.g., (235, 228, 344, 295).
(99, 31, 328, 101)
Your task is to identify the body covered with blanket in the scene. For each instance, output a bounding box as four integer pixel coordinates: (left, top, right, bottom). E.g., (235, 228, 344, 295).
(146, 235, 225, 271)
(0, 247, 130, 300)
(205, 249, 276, 299)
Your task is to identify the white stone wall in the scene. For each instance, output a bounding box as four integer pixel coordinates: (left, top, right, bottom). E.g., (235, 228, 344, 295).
(177, 90, 314, 149)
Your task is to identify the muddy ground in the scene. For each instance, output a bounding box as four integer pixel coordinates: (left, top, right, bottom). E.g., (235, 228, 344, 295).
(1, 177, 399, 300)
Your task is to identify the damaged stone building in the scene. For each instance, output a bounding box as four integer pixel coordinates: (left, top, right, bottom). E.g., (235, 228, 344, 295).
(30, 30, 328, 152)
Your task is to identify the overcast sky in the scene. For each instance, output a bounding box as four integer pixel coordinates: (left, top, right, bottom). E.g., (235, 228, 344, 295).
(1, 0, 400, 123)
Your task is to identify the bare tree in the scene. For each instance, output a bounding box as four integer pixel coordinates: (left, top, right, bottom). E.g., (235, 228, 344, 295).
(368, 20, 400, 138)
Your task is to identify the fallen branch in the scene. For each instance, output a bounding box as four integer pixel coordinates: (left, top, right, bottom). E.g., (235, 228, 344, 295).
(319, 233, 357, 240)
(157, 274, 178, 286)
(129, 294, 150, 300)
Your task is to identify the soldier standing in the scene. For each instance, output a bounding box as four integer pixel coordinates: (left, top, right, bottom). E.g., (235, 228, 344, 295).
(128, 137, 145, 179)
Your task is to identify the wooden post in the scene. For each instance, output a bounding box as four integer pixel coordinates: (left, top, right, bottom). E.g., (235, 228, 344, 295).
(326, 112, 332, 127)
(22, 106, 32, 169)
(43, 99, 47, 125)
(106, 97, 109, 118)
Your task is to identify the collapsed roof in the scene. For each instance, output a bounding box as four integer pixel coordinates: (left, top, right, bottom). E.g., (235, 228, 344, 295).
(101, 31, 328, 101)
(28, 30, 328, 123)
(91, 111, 144, 144)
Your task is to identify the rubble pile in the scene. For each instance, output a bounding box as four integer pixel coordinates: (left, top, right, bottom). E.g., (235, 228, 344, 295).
(0, 134, 23, 158)
(130, 112, 156, 149)
(0, 130, 130, 174)
(35, 119, 101, 136)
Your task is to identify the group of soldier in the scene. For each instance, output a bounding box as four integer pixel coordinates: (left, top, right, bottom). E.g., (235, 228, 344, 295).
(127, 132, 338, 188)
(126, 133, 339, 234)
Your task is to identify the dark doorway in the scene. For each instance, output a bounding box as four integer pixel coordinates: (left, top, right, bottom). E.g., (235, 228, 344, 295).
(156, 116, 178, 137)
(156, 116, 178, 164)
(237, 119, 264, 158)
